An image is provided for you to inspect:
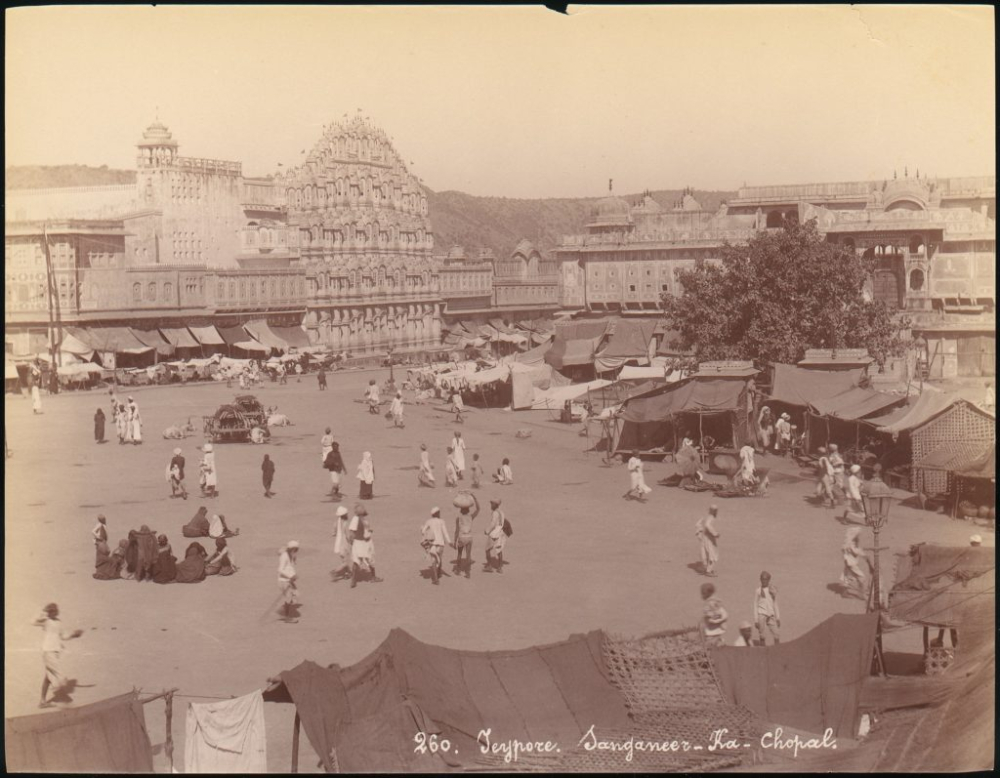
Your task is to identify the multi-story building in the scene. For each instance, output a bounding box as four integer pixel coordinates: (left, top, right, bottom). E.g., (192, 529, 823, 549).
(438, 246, 495, 319)
(556, 177, 995, 377)
(492, 239, 561, 319)
(282, 113, 443, 352)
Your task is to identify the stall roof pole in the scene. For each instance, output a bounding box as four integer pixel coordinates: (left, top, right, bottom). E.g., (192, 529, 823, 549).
(291, 711, 301, 773)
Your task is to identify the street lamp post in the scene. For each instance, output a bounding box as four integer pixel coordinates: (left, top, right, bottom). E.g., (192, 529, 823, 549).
(861, 464, 893, 677)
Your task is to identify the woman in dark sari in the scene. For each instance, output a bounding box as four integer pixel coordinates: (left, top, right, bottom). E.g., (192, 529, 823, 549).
(152, 534, 177, 584)
(182, 507, 211, 538)
(175, 542, 208, 583)
(94, 408, 106, 443)
(93, 539, 127, 580)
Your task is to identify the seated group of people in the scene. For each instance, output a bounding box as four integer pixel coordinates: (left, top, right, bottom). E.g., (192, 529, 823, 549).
(92, 510, 238, 584)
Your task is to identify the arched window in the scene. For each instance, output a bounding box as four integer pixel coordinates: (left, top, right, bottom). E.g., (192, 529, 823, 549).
(229, 281, 237, 298)
(164, 282, 173, 299)
(909, 235, 925, 255)
(147, 282, 157, 301)
(909, 269, 925, 291)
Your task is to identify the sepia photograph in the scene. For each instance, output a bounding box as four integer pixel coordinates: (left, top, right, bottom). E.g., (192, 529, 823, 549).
(4, 4, 995, 773)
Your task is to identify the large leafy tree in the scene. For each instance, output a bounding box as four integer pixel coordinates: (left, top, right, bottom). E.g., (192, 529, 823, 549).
(661, 220, 908, 365)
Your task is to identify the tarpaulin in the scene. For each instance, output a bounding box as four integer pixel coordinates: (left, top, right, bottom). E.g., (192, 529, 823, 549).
(216, 325, 254, 346)
(621, 378, 745, 423)
(59, 331, 97, 361)
(271, 325, 311, 349)
(131, 328, 175, 357)
(888, 544, 995, 627)
(594, 319, 656, 373)
(185, 690, 267, 773)
(243, 320, 288, 351)
(514, 341, 552, 367)
(876, 391, 992, 434)
(511, 363, 572, 410)
(544, 337, 598, 368)
(529, 378, 611, 410)
(553, 320, 609, 341)
(489, 318, 513, 333)
(160, 327, 201, 349)
(914, 441, 994, 472)
(267, 628, 630, 772)
(188, 325, 227, 346)
(4, 691, 154, 773)
(956, 447, 995, 480)
(768, 363, 862, 407)
(68, 327, 154, 355)
(712, 613, 879, 739)
(809, 386, 906, 420)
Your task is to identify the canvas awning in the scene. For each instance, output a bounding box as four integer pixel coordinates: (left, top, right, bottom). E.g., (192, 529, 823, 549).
(59, 331, 97, 360)
(875, 392, 991, 434)
(513, 341, 552, 367)
(216, 325, 254, 346)
(188, 325, 226, 346)
(68, 327, 153, 355)
(594, 319, 656, 373)
(809, 386, 907, 420)
(159, 327, 201, 349)
(621, 378, 746, 423)
(956, 448, 995, 480)
(768, 363, 863, 407)
(243, 320, 289, 351)
(529, 378, 612, 410)
(545, 337, 599, 369)
(130, 328, 175, 357)
(271, 325, 311, 349)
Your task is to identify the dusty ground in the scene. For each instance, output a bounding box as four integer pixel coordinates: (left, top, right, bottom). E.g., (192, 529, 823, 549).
(4, 372, 993, 771)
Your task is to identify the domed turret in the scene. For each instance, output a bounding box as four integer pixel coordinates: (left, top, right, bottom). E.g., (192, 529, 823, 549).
(137, 121, 178, 167)
(590, 195, 632, 226)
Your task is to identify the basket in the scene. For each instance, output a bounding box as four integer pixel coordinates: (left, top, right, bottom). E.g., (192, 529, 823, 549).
(452, 492, 475, 509)
(924, 646, 954, 675)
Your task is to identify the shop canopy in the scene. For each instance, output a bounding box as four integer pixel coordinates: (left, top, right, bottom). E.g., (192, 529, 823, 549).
(489, 318, 513, 334)
(59, 331, 97, 361)
(271, 325, 312, 349)
(768, 363, 863, 407)
(528, 377, 612, 410)
(243, 320, 289, 351)
(159, 327, 201, 349)
(130, 328, 175, 357)
(594, 319, 656, 373)
(512, 341, 552, 367)
(809, 386, 907, 420)
(68, 327, 153, 355)
(621, 378, 746, 423)
(545, 337, 600, 369)
(956, 447, 995, 480)
(874, 391, 989, 434)
(187, 325, 226, 346)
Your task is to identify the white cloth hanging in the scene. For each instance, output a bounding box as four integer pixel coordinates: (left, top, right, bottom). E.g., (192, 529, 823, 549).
(184, 690, 267, 773)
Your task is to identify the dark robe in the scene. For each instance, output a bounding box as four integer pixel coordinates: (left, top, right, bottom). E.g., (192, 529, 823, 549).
(262, 458, 275, 488)
(175, 542, 207, 583)
(170, 455, 186, 480)
(93, 548, 125, 580)
(129, 528, 158, 581)
(94, 410, 106, 442)
(152, 547, 178, 583)
(182, 511, 211, 538)
(324, 448, 345, 473)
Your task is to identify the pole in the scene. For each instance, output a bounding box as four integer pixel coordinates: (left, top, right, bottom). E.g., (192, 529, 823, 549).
(868, 528, 888, 677)
(165, 690, 175, 772)
(41, 224, 59, 369)
(291, 711, 301, 773)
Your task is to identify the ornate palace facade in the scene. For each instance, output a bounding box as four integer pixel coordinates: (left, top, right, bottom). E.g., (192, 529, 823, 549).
(282, 114, 442, 352)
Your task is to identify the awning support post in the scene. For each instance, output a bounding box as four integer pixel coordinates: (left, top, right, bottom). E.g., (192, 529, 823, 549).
(291, 711, 301, 773)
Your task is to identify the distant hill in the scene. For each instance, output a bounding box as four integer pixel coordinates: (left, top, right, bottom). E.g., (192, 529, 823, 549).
(6, 165, 136, 190)
(5, 165, 736, 259)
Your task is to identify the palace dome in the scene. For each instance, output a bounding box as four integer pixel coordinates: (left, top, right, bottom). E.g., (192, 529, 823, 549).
(138, 121, 178, 148)
(590, 195, 631, 225)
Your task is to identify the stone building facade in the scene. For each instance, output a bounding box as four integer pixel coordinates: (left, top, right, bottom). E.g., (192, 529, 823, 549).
(492, 239, 561, 317)
(282, 114, 443, 352)
(438, 246, 495, 317)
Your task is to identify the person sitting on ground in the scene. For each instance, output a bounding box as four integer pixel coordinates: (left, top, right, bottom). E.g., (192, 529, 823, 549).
(128, 525, 158, 582)
(492, 458, 514, 485)
(175, 542, 208, 583)
(152, 534, 177, 584)
(93, 539, 127, 580)
(208, 513, 238, 539)
(182, 507, 211, 538)
(205, 537, 238, 576)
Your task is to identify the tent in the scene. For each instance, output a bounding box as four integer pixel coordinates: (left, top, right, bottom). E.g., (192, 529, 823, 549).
(888, 544, 995, 628)
(809, 387, 906, 420)
(527, 377, 612, 411)
(612, 374, 756, 453)
(263, 628, 634, 773)
(243, 320, 289, 352)
(59, 331, 97, 362)
(594, 319, 656, 373)
(4, 691, 154, 773)
(512, 341, 552, 367)
(511, 363, 573, 410)
(544, 320, 609, 371)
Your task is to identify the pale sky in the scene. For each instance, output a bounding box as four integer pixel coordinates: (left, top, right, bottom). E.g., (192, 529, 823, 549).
(5, 5, 995, 198)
